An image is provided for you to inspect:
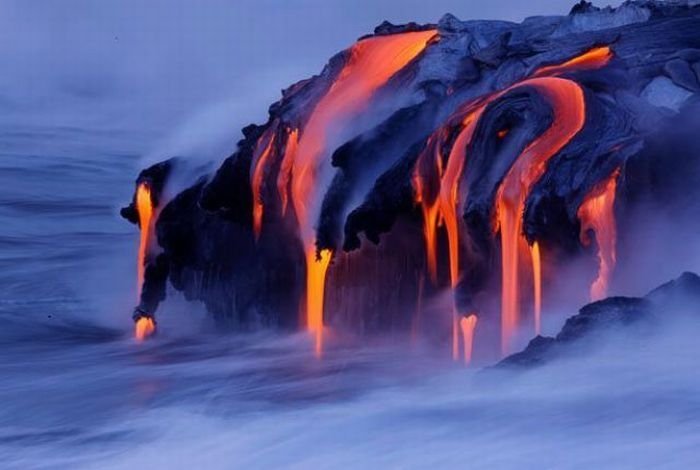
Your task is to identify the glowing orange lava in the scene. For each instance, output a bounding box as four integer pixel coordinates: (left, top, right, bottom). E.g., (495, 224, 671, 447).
(134, 316, 156, 342)
(277, 128, 299, 216)
(534, 46, 612, 77)
(412, 136, 443, 283)
(306, 248, 333, 356)
(578, 168, 620, 301)
(459, 314, 478, 364)
(531, 241, 542, 335)
(136, 183, 153, 296)
(495, 77, 586, 355)
(290, 30, 436, 353)
(251, 128, 277, 239)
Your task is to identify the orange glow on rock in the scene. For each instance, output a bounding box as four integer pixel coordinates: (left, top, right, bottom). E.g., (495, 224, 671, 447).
(136, 183, 154, 297)
(534, 46, 613, 77)
(306, 248, 333, 356)
(578, 168, 620, 301)
(251, 129, 277, 239)
(459, 314, 478, 364)
(134, 316, 156, 341)
(290, 30, 435, 354)
(495, 77, 586, 356)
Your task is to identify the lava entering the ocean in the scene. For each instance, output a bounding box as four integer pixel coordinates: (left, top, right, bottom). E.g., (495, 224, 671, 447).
(136, 182, 154, 297)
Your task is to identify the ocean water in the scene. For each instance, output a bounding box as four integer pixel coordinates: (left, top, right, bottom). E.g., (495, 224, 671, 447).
(1, 123, 700, 469)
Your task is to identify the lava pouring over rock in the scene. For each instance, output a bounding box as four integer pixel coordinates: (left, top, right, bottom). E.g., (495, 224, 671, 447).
(122, 1, 700, 361)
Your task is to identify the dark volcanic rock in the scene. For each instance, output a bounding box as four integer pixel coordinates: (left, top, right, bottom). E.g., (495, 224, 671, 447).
(123, 1, 700, 330)
(497, 272, 700, 368)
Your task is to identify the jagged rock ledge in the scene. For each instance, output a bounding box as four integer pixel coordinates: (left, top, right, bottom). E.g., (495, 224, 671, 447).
(497, 272, 700, 368)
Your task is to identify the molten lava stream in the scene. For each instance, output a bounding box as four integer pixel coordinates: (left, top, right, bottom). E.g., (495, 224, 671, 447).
(306, 248, 332, 356)
(277, 128, 298, 216)
(134, 317, 156, 341)
(578, 168, 620, 301)
(459, 314, 478, 364)
(136, 182, 153, 297)
(495, 77, 586, 356)
(440, 112, 483, 358)
(289, 30, 436, 355)
(251, 128, 277, 239)
(534, 46, 612, 77)
(135, 182, 156, 342)
(412, 137, 443, 284)
(530, 241, 542, 335)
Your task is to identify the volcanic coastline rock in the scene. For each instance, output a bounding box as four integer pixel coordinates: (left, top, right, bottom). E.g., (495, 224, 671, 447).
(497, 272, 700, 368)
(122, 1, 700, 331)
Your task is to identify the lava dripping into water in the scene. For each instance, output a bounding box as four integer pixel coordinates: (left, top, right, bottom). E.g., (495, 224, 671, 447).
(578, 168, 620, 301)
(135, 182, 156, 341)
(413, 45, 613, 357)
(306, 248, 332, 356)
(136, 182, 153, 296)
(134, 317, 156, 341)
(495, 77, 586, 355)
(288, 29, 436, 354)
(459, 314, 478, 364)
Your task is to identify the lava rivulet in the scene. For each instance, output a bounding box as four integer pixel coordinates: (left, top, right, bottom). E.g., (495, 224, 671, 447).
(251, 127, 277, 239)
(578, 168, 620, 301)
(495, 77, 586, 355)
(534, 46, 612, 77)
(412, 135, 444, 283)
(459, 314, 478, 364)
(136, 182, 154, 297)
(531, 241, 542, 335)
(277, 128, 298, 216)
(289, 30, 436, 353)
(306, 248, 332, 357)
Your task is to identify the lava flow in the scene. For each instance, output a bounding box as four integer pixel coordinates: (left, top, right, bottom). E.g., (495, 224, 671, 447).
(578, 168, 620, 301)
(534, 46, 612, 77)
(135, 182, 156, 342)
(251, 127, 277, 239)
(276, 128, 298, 216)
(495, 77, 586, 355)
(136, 182, 154, 296)
(459, 314, 478, 364)
(289, 30, 436, 354)
(531, 241, 542, 335)
(134, 316, 156, 342)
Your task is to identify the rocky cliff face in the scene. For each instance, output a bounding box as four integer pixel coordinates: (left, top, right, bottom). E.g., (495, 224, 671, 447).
(123, 1, 700, 357)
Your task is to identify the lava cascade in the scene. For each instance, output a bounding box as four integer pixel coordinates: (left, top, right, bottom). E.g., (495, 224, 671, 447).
(578, 168, 620, 301)
(459, 314, 478, 364)
(494, 76, 586, 355)
(135, 182, 156, 341)
(287, 29, 436, 354)
(136, 182, 154, 296)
